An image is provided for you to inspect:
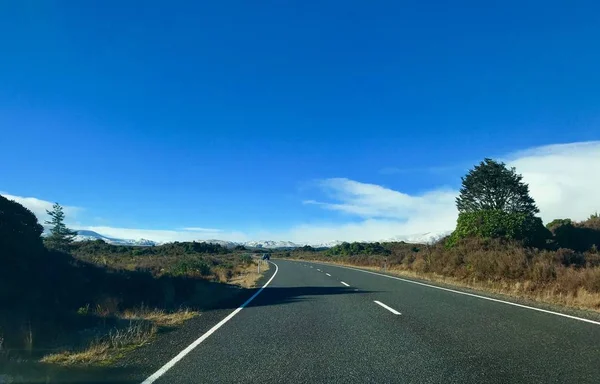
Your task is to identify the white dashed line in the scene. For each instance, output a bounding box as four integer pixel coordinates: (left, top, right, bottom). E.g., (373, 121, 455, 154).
(340, 281, 350, 287)
(374, 300, 401, 315)
(141, 262, 279, 383)
(309, 262, 600, 326)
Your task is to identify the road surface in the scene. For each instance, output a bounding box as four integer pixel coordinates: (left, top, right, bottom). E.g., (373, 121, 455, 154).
(141, 259, 600, 383)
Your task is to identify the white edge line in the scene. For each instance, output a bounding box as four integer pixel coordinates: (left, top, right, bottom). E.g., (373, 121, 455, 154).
(307, 262, 600, 326)
(374, 300, 401, 315)
(326, 273, 331, 276)
(141, 261, 279, 384)
(340, 281, 350, 287)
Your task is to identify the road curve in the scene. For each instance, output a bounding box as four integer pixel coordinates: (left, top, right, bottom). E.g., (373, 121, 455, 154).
(144, 259, 600, 384)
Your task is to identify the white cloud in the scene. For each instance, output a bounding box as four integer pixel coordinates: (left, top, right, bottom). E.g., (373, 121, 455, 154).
(284, 141, 600, 243)
(306, 178, 457, 220)
(505, 141, 600, 223)
(0, 193, 81, 224)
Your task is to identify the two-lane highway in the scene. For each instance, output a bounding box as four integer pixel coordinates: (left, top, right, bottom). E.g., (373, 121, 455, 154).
(143, 259, 600, 383)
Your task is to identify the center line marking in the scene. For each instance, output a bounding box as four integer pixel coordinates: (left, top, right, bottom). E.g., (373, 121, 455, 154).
(374, 300, 401, 315)
(326, 273, 331, 276)
(340, 281, 350, 287)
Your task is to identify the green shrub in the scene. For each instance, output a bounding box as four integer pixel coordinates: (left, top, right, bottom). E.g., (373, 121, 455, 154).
(0, 195, 44, 257)
(548, 218, 600, 252)
(169, 258, 211, 277)
(546, 218, 573, 231)
(239, 254, 253, 265)
(554, 248, 586, 267)
(326, 242, 390, 256)
(447, 210, 551, 248)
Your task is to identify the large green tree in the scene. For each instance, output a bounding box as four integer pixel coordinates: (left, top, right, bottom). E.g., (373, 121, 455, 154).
(456, 158, 539, 215)
(44, 203, 77, 251)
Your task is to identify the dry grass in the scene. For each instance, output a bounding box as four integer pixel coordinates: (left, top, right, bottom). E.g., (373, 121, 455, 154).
(41, 342, 111, 366)
(41, 320, 157, 366)
(40, 307, 198, 366)
(121, 307, 199, 327)
(38, 259, 269, 367)
(300, 259, 600, 312)
(229, 259, 270, 288)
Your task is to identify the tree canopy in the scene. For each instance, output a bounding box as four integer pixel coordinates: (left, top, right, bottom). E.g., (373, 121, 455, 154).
(0, 195, 44, 255)
(456, 158, 539, 216)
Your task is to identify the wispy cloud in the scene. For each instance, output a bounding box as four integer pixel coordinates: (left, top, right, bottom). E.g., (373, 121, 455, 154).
(289, 141, 600, 243)
(305, 178, 457, 221)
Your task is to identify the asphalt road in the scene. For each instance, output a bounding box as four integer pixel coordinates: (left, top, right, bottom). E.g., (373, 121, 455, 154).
(142, 259, 600, 384)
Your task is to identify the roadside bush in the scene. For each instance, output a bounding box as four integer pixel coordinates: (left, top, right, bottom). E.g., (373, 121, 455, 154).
(554, 248, 586, 267)
(0, 195, 44, 259)
(546, 218, 572, 231)
(326, 242, 390, 256)
(447, 210, 551, 248)
(239, 254, 253, 265)
(169, 258, 212, 277)
(531, 257, 557, 284)
(583, 268, 600, 293)
(549, 218, 600, 252)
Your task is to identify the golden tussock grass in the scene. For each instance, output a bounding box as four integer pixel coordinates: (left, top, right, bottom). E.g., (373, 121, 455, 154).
(40, 307, 199, 366)
(121, 307, 199, 327)
(229, 260, 270, 288)
(41, 319, 157, 366)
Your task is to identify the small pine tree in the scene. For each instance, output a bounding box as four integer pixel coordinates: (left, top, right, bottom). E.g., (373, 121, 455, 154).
(44, 202, 77, 251)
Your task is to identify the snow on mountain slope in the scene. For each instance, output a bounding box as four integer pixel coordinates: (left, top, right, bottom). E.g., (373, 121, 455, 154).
(386, 231, 452, 244)
(72, 230, 159, 246)
(199, 239, 240, 249)
(70, 230, 450, 248)
(243, 240, 300, 249)
(309, 240, 345, 248)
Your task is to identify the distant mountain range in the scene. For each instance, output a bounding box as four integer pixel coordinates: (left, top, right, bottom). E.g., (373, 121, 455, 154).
(70, 230, 450, 248)
(72, 230, 158, 246)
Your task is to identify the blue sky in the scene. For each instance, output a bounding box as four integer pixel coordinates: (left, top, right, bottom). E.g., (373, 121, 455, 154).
(1, 1, 599, 243)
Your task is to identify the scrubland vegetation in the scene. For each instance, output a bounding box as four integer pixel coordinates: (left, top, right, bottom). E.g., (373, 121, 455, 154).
(280, 159, 600, 312)
(0, 197, 266, 372)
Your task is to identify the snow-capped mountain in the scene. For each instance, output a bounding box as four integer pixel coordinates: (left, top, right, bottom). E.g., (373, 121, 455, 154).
(199, 239, 240, 249)
(72, 230, 159, 246)
(70, 230, 450, 248)
(309, 240, 345, 248)
(386, 231, 452, 244)
(243, 240, 300, 249)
